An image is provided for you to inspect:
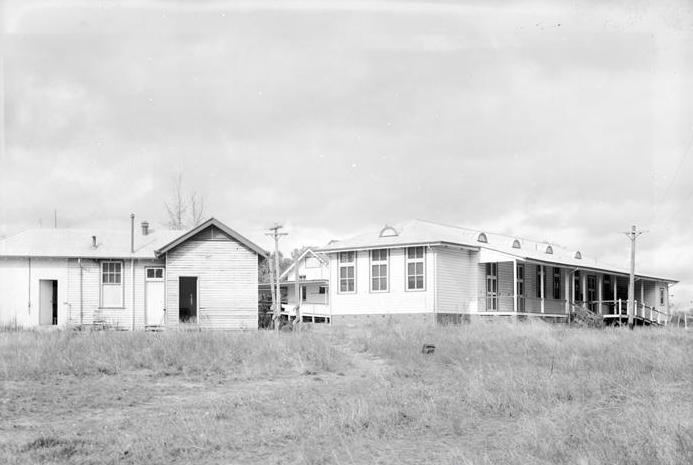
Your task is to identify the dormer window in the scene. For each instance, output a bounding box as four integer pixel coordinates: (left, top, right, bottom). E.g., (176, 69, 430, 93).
(574, 251, 582, 260)
(379, 225, 399, 237)
(512, 239, 521, 249)
(477, 232, 488, 243)
(545, 245, 553, 254)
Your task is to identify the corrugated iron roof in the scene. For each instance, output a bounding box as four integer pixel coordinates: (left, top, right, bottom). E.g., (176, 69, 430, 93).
(318, 219, 677, 283)
(0, 227, 182, 259)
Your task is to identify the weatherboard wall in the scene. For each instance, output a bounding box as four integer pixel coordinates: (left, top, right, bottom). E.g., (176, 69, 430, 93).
(165, 232, 259, 330)
(328, 247, 435, 317)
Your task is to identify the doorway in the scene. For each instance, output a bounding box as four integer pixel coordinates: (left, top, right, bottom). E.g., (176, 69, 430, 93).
(179, 277, 198, 323)
(39, 280, 58, 326)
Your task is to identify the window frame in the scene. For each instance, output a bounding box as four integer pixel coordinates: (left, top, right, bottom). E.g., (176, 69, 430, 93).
(486, 262, 498, 311)
(516, 263, 525, 311)
(100, 260, 124, 308)
(405, 246, 426, 291)
(552, 267, 561, 300)
(338, 251, 356, 294)
(369, 249, 389, 293)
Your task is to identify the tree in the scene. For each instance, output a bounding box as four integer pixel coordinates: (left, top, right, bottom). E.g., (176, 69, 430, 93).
(258, 251, 293, 283)
(165, 173, 206, 230)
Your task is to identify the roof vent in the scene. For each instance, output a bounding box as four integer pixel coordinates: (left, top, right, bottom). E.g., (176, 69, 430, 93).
(91, 235, 97, 248)
(141, 221, 150, 236)
(379, 225, 399, 237)
(512, 239, 521, 249)
(545, 245, 553, 254)
(477, 232, 488, 243)
(574, 251, 582, 259)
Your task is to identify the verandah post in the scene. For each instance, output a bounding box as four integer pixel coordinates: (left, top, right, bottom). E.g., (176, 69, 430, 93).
(540, 264, 545, 314)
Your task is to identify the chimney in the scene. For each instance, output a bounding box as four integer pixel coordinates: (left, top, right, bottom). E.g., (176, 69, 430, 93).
(141, 221, 150, 236)
(91, 235, 97, 248)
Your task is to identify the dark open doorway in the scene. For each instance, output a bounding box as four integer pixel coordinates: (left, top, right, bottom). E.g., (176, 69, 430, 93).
(39, 279, 58, 325)
(179, 277, 198, 323)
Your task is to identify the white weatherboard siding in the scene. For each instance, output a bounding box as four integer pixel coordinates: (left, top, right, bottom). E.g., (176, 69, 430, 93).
(435, 247, 478, 313)
(0, 257, 32, 326)
(165, 236, 258, 330)
(63, 258, 163, 329)
(329, 247, 434, 316)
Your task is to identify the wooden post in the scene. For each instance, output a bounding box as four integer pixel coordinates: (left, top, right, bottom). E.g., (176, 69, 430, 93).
(293, 256, 301, 329)
(613, 277, 618, 315)
(266, 224, 287, 332)
(540, 265, 545, 314)
(624, 225, 644, 329)
(581, 272, 587, 309)
(564, 269, 570, 314)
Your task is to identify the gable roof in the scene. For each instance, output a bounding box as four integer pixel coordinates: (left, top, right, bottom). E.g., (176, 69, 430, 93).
(318, 219, 677, 283)
(279, 248, 328, 281)
(154, 217, 268, 257)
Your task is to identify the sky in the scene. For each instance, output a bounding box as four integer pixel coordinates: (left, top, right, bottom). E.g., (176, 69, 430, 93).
(1, 0, 692, 309)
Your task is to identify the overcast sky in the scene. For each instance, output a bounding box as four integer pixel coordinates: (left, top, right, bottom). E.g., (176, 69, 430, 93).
(1, 0, 692, 307)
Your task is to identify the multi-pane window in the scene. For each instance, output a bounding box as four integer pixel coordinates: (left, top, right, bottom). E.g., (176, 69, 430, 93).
(574, 271, 582, 302)
(370, 249, 388, 292)
(486, 263, 498, 311)
(101, 261, 123, 307)
(552, 268, 561, 300)
(338, 251, 355, 293)
(587, 275, 597, 311)
(406, 247, 425, 290)
(516, 263, 525, 311)
(146, 268, 164, 279)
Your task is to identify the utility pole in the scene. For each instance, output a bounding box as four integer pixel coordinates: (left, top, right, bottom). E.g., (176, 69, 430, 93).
(623, 225, 645, 329)
(265, 224, 287, 332)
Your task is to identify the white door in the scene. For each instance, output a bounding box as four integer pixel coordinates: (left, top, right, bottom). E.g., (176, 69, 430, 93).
(145, 268, 166, 326)
(39, 280, 55, 325)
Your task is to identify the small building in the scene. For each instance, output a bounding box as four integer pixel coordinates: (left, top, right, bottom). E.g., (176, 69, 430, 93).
(258, 248, 330, 323)
(0, 217, 267, 330)
(317, 220, 676, 326)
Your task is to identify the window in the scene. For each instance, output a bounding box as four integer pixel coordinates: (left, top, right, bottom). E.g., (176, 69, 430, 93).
(301, 285, 307, 302)
(146, 267, 164, 279)
(574, 271, 581, 302)
(101, 261, 123, 307)
(552, 268, 561, 299)
(486, 263, 498, 311)
(587, 275, 597, 311)
(545, 245, 553, 254)
(338, 251, 356, 293)
(660, 288, 665, 306)
(370, 249, 388, 292)
(406, 247, 425, 290)
(305, 256, 320, 268)
(477, 232, 488, 243)
(318, 286, 326, 295)
(512, 239, 521, 249)
(516, 263, 525, 311)
(574, 251, 582, 260)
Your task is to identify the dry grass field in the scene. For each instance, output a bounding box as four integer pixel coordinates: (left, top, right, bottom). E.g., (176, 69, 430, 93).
(1, 321, 691, 465)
